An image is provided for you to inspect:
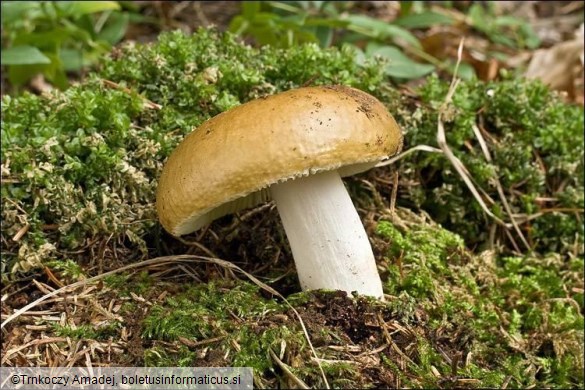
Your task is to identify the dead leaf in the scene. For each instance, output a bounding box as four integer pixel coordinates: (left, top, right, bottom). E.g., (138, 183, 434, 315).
(525, 23, 584, 99)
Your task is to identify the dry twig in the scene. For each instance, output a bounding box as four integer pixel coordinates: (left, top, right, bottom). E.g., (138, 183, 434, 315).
(269, 349, 310, 389)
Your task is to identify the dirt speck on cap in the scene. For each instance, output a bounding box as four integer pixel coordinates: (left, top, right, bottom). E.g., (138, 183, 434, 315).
(324, 85, 379, 119)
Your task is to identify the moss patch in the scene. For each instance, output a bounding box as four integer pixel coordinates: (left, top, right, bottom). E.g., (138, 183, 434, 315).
(376, 210, 584, 387)
(125, 211, 581, 388)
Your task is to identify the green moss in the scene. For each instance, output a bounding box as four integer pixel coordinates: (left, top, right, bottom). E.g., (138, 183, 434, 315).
(1, 27, 387, 274)
(101, 271, 154, 297)
(141, 280, 317, 383)
(103, 273, 130, 290)
(411, 337, 451, 386)
(144, 346, 198, 367)
(376, 220, 464, 299)
(2, 83, 155, 272)
(46, 259, 85, 280)
(233, 326, 307, 371)
(140, 281, 403, 386)
(315, 361, 361, 389)
(376, 217, 584, 388)
(3, 27, 581, 275)
(52, 322, 120, 340)
(53, 324, 98, 339)
(391, 73, 584, 256)
(133, 271, 155, 295)
(142, 281, 282, 342)
(380, 354, 412, 386)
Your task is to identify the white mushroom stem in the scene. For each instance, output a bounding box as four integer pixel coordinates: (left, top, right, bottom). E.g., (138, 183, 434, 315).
(270, 170, 384, 299)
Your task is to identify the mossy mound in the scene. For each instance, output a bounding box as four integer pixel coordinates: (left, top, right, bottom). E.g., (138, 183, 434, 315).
(1, 28, 386, 274)
(3, 209, 581, 387)
(2, 28, 582, 274)
(392, 74, 584, 256)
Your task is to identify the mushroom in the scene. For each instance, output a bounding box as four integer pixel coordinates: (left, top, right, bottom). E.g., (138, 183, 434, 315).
(156, 85, 403, 299)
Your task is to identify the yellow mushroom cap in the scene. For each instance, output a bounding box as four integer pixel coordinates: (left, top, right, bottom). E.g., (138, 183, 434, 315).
(156, 85, 403, 236)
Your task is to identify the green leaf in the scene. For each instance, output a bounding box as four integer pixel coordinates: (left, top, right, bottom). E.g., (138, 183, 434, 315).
(5, 51, 69, 88)
(60, 18, 94, 43)
(344, 14, 421, 48)
(315, 25, 333, 47)
(249, 25, 280, 46)
(7, 63, 48, 86)
(58, 1, 120, 17)
(350, 44, 367, 66)
(267, 1, 304, 14)
(228, 16, 250, 35)
(1, 1, 39, 25)
(304, 17, 348, 28)
(400, 1, 414, 16)
(38, 52, 69, 89)
(280, 13, 306, 27)
(489, 34, 516, 48)
(368, 45, 434, 79)
(75, 13, 100, 37)
(59, 48, 86, 71)
(250, 12, 280, 24)
(493, 15, 524, 27)
(284, 29, 318, 47)
(97, 12, 129, 44)
(127, 12, 158, 25)
(468, 4, 488, 33)
(320, 2, 340, 16)
(520, 23, 540, 49)
(293, 1, 311, 11)
(44, 54, 69, 89)
(394, 11, 454, 29)
(1, 46, 51, 65)
(12, 28, 71, 49)
(242, 1, 261, 19)
(446, 61, 476, 80)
